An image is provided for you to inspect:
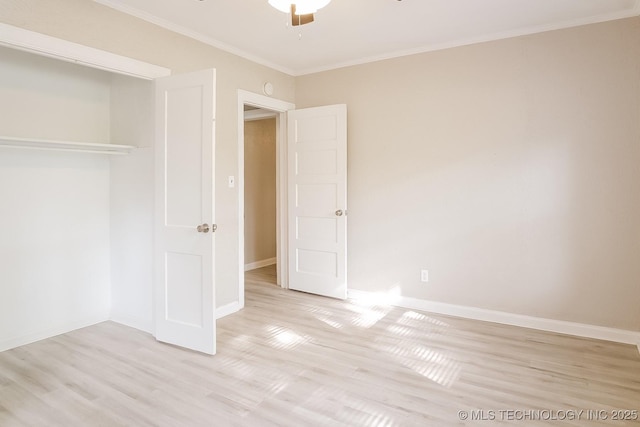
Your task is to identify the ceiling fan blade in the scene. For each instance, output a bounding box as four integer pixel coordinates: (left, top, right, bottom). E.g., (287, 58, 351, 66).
(290, 4, 314, 26)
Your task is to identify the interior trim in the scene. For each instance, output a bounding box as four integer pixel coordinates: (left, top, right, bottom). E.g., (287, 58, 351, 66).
(0, 22, 171, 79)
(244, 109, 278, 121)
(244, 257, 277, 271)
(96, 0, 640, 76)
(237, 89, 295, 311)
(348, 289, 640, 345)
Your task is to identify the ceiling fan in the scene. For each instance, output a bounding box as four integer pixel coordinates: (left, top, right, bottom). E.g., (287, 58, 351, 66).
(268, 0, 332, 26)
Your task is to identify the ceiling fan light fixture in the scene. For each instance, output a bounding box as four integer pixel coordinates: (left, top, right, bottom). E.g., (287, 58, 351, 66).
(268, 0, 291, 13)
(268, 0, 331, 15)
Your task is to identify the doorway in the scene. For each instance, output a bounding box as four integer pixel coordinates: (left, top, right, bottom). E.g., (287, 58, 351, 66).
(237, 90, 295, 309)
(244, 110, 277, 286)
(237, 92, 348, 306)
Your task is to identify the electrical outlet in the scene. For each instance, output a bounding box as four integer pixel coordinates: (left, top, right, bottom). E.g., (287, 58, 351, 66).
(421, 269, 429, 282)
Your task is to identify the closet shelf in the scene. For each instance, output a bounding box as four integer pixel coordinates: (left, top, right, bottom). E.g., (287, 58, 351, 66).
(0, 135, 134, 155)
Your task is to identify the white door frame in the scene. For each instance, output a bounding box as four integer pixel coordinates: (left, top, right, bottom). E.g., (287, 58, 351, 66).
(237, 90, 295, 309)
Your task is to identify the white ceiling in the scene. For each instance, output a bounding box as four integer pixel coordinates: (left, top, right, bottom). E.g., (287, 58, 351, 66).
(95, 0, 640, 76)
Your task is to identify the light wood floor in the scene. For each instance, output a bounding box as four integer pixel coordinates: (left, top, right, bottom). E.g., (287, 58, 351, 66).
(1, 265, 639, 426)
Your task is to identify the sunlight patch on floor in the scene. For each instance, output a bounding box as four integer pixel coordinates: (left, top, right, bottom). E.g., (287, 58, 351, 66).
(309, 307, 345, 329)
(263, 374, 292, 395)
(344, 285, 404, 328)
(299, 387, 399, 427)
(264, 325, 311, 350)
(228, 334, 253, 350)
(314, 314, 344, 329)
(384, 320, 462, 388)
(405, 355, 461, 388)
(350, 285, 402, 307)
(344, 303, 392, 328)
(399, 310, 450, 327)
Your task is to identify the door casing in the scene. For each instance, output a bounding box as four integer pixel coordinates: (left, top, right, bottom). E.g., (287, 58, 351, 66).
(237, 90, 295, 309)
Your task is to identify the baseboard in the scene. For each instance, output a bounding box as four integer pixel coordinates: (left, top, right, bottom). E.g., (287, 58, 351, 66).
(216, 301, 240, 319)
(110, 311, 153, 334)
(0, 314, 109, 353)
(244, 257, 276, 271)
(347, 289, 640, 345)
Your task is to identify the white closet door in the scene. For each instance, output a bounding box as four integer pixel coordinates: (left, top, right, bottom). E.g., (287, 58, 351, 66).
(154, 69, 216, 355)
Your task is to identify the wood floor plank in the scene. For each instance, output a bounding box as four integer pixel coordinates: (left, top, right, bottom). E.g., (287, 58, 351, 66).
(0, 264, 639, 426)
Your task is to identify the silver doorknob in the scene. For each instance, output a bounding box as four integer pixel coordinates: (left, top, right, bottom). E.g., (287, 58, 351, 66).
(335, 210, 343, 217)
(197, 223, 210, 233)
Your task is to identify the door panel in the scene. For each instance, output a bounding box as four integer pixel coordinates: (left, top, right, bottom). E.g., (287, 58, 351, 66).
(297, 183, 337, 213)
(165, 252, 204, 326)
(166, 86, 205, 227)
(296, 150, 337, 175)
(297, 249, 338, 276)
(155, 69, 216, 355)
(288, 104, 347, 299)
(296, 115, 338, 142)
(297, 217, 337, 242)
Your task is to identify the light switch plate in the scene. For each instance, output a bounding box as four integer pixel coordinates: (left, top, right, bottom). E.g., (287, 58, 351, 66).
(421, 270, 429, 282)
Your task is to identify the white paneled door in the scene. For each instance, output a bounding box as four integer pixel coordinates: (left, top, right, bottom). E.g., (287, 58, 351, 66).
(288, 105, 347, 299)
(155, 69, 216, 355)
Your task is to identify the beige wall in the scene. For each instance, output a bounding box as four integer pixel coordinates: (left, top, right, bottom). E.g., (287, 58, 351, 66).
(296, 17, 640, 331)
(4, 0, 638, 332)
(0, 0, 296, 308)
(244, 118, 277, 266)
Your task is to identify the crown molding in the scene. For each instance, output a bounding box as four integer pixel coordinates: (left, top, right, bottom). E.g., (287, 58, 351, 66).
(297, 2, 640, 75)
(95, 0, 640, 77)
(94, 0, 296, 76)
